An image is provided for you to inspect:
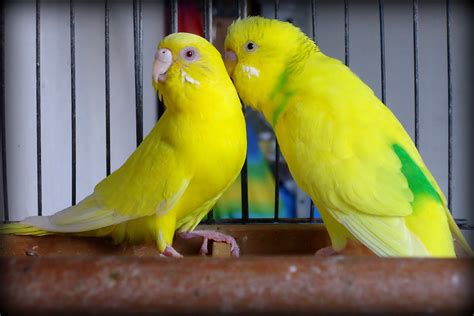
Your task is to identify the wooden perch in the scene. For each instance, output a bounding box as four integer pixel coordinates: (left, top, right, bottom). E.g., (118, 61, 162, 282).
(0, 256, 472, 315)
(0, 224, 373, 257)
(0, 224, 472, 315)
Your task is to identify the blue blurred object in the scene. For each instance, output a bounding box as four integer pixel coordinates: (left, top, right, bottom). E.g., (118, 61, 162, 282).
(214, 122, 295, 219)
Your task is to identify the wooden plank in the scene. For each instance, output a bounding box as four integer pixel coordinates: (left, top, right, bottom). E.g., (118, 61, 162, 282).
(0, 256, 472, 315)
(0, 223, 336, 257)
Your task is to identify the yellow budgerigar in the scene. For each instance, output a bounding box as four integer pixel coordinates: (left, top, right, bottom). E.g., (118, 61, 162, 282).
(1, 33, 246, 257)
(224, 17, 472, 257)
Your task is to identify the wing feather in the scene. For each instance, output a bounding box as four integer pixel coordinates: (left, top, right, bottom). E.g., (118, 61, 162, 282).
(21, 120, 192, 233)
(329, 209, 429, 257)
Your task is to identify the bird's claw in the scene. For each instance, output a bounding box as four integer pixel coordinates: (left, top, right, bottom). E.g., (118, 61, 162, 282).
(199, 237, 209, 256)
(160, 245, 184, 258)
(315, 246, 339, 257)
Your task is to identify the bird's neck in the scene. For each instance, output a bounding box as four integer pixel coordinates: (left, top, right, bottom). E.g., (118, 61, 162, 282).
(258, 53, 335, 128)
(256, 64, 300, 128)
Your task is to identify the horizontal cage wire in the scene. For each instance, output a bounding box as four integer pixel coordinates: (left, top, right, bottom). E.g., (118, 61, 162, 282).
(0, 0, 473, 234)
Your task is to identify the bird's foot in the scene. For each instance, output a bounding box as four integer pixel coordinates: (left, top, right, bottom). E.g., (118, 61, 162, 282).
(160, 245, 184, 258)
(178, 230, 240, 257)
(315, 246, 340, 257)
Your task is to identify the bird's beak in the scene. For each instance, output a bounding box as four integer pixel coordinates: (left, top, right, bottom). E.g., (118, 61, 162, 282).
(224, 50, 237, 76)
(152, 48, 173, 84)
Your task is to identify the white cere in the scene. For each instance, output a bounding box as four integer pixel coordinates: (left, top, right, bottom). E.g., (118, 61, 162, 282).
(242, 65, 260, 78)
(181, 70, 200, 86)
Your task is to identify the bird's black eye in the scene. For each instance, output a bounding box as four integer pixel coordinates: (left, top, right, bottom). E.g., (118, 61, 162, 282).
(186, 50, 193, 58)
(245, 41, 257, 52)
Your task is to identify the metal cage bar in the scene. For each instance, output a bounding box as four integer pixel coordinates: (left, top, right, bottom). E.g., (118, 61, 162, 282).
(309, 0, 317, 221)
(311, 0, 317, 45)
(158, 0, 178, 119)
(446, 0, 453, 211)
(170, 0, 178, 34)
(213, 217, 324, 225)
(133, 0, 144, 146)
(238, 0, 247, 19)
(239, 113, 249, 225)
(203, 0, 214, 222)
(379, 0, 386, 104)
(239, 0, 249, 222)
(412, 0, 420, 147)
(203, 0, 212, 44)
(344, 0, 349, 66)
(70, 0, 77, 205)
(273, 0, 280, 222)
(35, 0, 42, 216)
(104, 0, 111, 176)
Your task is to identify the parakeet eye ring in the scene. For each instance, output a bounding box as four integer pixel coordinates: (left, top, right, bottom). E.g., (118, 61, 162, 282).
(180, 47, 200, 62)
(245, 41, 258, 52)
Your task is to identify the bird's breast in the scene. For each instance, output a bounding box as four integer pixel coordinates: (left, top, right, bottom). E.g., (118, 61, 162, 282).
(274, 104, 346, 201)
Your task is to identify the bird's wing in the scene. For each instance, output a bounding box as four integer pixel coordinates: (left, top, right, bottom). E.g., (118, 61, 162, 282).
(23, 131, 191, 233)
(22, 194, 132, 232)
(317, 98, 452, 256)
(319, 113, 415, 219)
(320, 141, 426, 256)
(298, 58, 463, 256)
(328, 209, 429, 256)
(396, 131, 472, 256)
(299, 60, 415, 219)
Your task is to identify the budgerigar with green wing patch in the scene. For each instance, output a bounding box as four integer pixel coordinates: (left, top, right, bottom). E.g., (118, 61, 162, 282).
(224, 16, 472, 257)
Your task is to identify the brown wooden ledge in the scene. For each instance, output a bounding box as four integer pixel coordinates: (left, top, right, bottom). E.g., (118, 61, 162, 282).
(0, 256, 472, 315)
(0, 224, 472, 315)
(0, 224, 369, 257)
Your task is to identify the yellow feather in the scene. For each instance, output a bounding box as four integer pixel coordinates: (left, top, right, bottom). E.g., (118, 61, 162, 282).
(1, 33, 247, 254)
(225, 17, 471, 257)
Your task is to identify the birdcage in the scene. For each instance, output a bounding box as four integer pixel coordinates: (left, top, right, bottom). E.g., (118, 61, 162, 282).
(0, 0, 472, 315)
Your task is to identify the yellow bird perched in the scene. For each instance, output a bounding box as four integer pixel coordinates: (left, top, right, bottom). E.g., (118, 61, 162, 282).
(1, 33, 247, 257)
(224, 17, 472, 257)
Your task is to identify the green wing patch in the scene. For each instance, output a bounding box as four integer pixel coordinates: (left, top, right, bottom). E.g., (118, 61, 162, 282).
(271, 66, 295, 127)
(392, 144, 440, 203)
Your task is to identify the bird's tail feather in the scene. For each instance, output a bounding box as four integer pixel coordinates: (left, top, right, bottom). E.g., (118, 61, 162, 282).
(0, 222, 52, 236)
(1, 194, 131, 236)
(446, 210, 473, 257)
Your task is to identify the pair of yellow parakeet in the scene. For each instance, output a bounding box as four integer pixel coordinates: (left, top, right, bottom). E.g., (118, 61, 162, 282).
(1, 17, 471, 258)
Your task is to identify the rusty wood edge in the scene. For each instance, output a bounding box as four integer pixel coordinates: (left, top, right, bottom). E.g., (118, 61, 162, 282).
(0, 223, 469, 257)
(0, 224, 338, 257)
(0, 256, 472, 315)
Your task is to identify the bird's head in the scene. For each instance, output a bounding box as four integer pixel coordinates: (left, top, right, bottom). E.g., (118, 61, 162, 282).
(224, 17, 318, 113)
(153, 32, 232, 111)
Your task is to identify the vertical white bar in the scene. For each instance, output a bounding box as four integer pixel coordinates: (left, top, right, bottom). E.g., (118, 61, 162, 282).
(41, 1, 72, 215)
(348, 0, 382, 99)
(75, 1, 106, 201)
(5, 2, 37, 220)
(109, 0, 135, 172)
(418, 0, 449, 202)
(384, 0, 415, 138)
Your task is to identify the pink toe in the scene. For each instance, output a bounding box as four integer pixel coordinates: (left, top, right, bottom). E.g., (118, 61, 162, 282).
(315, 246, 339, 257)
(163, 245, 184, 258)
